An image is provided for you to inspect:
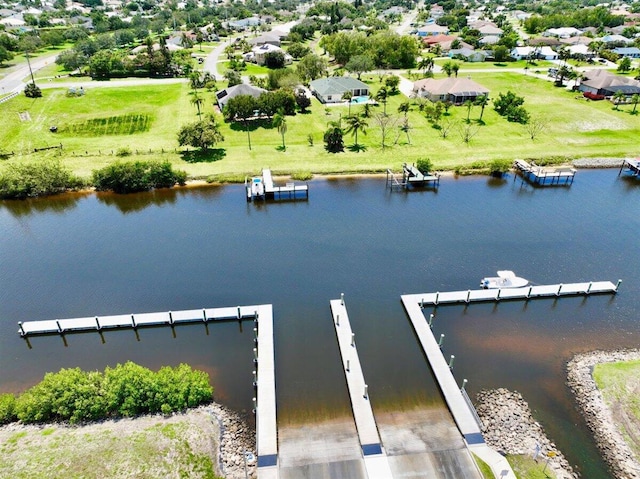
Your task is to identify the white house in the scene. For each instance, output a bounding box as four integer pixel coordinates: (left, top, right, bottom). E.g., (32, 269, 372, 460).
(250, 44, 292, 66)
(567, 43, 595, 58)
(544, 27, 582, 38)
(309, 77, 369, 104)
(510, 46, 558, 60)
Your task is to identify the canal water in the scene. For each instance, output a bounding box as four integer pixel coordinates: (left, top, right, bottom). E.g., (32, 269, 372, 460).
(1, 170, 639, 478)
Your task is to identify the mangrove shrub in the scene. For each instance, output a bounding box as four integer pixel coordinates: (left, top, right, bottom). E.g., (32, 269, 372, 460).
(0, 160, 84, 199)
(0, 394, 17, 424)
(92, 160, 187, 193)
(14, 362, 213, 424)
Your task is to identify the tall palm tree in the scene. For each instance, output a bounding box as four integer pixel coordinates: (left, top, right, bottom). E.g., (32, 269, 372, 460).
(613, 91, 626, 110)
(417, 56, 434, 77)
(464, 100, 473, 123)
(375, 87, 388, 115)
(272, 109, 287, 150)
(631, 94, 640, 114)
(191, 92, 204, 120)
(342, 91, 353, 116)
(475, 95, 489, 121)
(397, 101, 410, 117)
(344, 114, 368, 148)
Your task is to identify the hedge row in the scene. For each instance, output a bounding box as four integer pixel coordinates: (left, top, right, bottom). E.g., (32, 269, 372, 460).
(0, 160, 187, 199)
(0, 362, 213, 425)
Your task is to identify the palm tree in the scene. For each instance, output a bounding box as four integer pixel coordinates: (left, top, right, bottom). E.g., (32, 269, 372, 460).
(324, 120, 345, 153)
(375, 87, 388, 115)
(631, 94, 640, 114)
(452, 63, 460, 78)
(272, 109, 287, 150)
(344, 114, 368, 148)
(191, 91, 204, 120)
(475, 95, 489, 121)
(613, 91, 626, 110)
(342, 91, 353, 116)
(417, 56, 434, 77)
(464, 100, 473, 123)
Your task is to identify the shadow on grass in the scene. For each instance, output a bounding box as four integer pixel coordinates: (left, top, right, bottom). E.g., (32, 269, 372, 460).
(347, 144, 367, 152)
(275, 145, 286, 152)
(180, 148, 226, 163)
(493, 63, 508, 67)
(229, 119, 274, 132)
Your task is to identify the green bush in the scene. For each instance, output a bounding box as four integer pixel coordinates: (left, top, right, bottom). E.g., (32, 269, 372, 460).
(489, 159, 512, 176)
(14, 362, 213, 424)
(0, 393, 17, 424)
(115, 147, 132, 157)
(92, 160, 187, 194)
(0, 160, 85, 199)
(416, 158, 433, 175)
(291, 171, 313, 181)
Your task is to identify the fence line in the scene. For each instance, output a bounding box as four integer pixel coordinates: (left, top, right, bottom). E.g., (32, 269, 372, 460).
(0, 92, 19, 104)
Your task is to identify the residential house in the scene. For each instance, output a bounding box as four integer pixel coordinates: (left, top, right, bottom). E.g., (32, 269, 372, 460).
(422, 34, 456, 47)
(412, 77, 489, 104)
(429, 4, 444, 19)
(613, 47, 640, 58)
(216, 83, 267, 111)
(479, 35, 500, 46)
(579, 69, 640, 97)
(248, 32, 283, 47)
(544, 27, 582, 38)
(567, 43, 595, 58)
(248, 44, 292, 66)
(416, 24, 449, 36)
(510, 46, 558, 60)
(599, 34, 633, 45)
(559, 36, 593, 46)
(477, 24, 503, 37)
(227, 17, 261, 31)
(449, 48, 490, 62)
(309, 77, 369, 104)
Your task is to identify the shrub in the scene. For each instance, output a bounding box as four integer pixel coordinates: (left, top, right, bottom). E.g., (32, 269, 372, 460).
(14, 362, 213, 424)
(0, 160, 84, 199)
(291, 171, 313, 181)
(24, 82, 42, 98)
(0, 394, 17, 424)
(416, 158, 433, 175)
(92, 160, 187, 193)
(489, 159, 512, 176)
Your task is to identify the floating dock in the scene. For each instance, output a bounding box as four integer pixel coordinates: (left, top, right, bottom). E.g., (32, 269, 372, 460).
(401, 294, 517, 479)
(18, 305, 262, 336)
(330, 297, 394, 479)
(386, 163, 440, 190)
(246, 168, 309, 201)
(513, 159, 576, 186)
(407, 280, 620, 307)
(618, 158, 640, 177)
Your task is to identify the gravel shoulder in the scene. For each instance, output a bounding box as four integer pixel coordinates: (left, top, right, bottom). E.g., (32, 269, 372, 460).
(0, 402, 256, 479)
(567, 350, 640, 479)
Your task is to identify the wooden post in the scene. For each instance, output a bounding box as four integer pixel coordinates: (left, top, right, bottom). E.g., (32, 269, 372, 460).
(587, 282, 592, 294)
(95, 317, 101, 330)
(202, 309, 207, 322)
(18, 322, 25, 336)
(131, 314, 136, 328)
(616, 279, 622, 292)
(449, 355, 455, 369)
(557, 283, 563, 296)
(168, 311, 173, 325)
(466, 290, 471, 303)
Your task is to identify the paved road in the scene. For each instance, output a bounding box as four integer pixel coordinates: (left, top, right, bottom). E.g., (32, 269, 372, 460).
(0, 51, 61, 94)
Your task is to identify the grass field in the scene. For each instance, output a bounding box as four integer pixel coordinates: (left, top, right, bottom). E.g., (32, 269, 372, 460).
(1, 70, 639, 180)
(593, 360, 640, 461)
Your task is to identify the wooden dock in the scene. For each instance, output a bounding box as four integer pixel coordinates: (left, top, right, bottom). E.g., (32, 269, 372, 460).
(401, 295, 518, 479)
(330, 297, 394, 479)
(255, 304, 279, 479)
(618, 158, 640, 177)
(407, 280, 620, 307)
(513, 159, 576, 186)
(246, 169, 308, 201)
(385, 163, 440, 190)
(18, 305, 263, 336)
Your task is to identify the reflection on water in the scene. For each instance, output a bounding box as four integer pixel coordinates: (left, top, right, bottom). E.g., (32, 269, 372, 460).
(0, 192, 85, 217)
(0, 171, 638, 478)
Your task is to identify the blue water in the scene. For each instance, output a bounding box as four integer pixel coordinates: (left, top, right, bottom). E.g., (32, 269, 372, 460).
(350, 95, 369, 104)
(1, 170, 639, 477)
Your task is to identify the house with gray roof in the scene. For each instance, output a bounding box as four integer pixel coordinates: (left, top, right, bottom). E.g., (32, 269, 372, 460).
(613, 47, 640, 58)
(579, 70, 640, 97)
(216, 83, 267, 110)
(309, 77, 370, 104)
(413, 77, 489, 104)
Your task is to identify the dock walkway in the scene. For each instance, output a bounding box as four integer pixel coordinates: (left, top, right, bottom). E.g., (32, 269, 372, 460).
(18, 305, 261, 336)
(513, 159, 575, 186)
(619, 158, 640, 177)
(401, 295, 517, 479)
(330, 298, 393, 479)
(246, 169, 308, 201)
(409, 280, 620, 307)
(385, 164, 440, 190)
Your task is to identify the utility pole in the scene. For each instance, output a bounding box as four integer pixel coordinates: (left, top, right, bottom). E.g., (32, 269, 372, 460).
(25, 50, 36, 84)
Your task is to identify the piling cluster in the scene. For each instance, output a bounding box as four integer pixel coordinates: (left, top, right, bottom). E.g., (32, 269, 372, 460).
(206, 402, 257, 479)
(475, 388, 577, 479)
(566, 350, 640, 479)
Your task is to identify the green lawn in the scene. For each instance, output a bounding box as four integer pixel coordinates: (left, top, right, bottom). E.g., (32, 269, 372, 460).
(221, 61, 270, 75)
(1, 70, 639, 180)
(507, 454, 558, 479)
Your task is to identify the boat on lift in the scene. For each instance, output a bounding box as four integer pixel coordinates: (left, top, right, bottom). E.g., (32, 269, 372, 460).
(480, 271, 529, 289)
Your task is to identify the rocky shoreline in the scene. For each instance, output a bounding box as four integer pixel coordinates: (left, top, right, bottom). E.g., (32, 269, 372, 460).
(475, 388, 577, 479)
(567, 349, 640, 479)
(572, 158, 627, 168)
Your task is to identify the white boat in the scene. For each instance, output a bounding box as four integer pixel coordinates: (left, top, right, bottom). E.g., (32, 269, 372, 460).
(480, 270, 529, 289)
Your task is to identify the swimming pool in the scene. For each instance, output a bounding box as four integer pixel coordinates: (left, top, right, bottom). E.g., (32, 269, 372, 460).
(350, 95, 369, 104)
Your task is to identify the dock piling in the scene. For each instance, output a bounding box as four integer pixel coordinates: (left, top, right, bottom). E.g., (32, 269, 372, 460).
(527, 286, 532, 298)
(56, 320, 62, 334)
(557, 284, 563, 296)
(351, 333, 355, 347)
(341, 293, 344, 305)
(237, 306, 241, 319)
(587, 282, 592, 294)
(496, 289, 501, 300)
(466, 290, 471, 303)
(616, 279, 622, 291)
(364, 385, 368, 399)
(461, 378, 468, 392)
(428, 313, 434, 328)
(95, 317, 101, 330)
(449, 355, 455, 369)
(438, 333, 445, 348)
(253, 347, 258, 363)
(18, 322, 25, 336)
(169, 311, 173, 325)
